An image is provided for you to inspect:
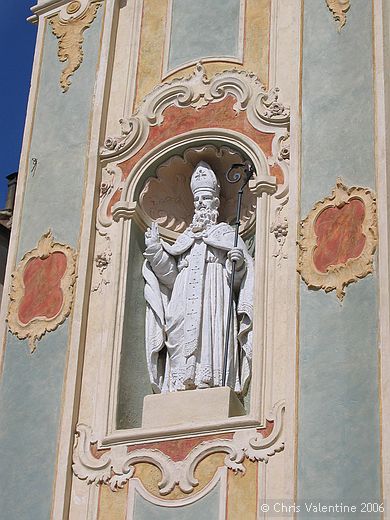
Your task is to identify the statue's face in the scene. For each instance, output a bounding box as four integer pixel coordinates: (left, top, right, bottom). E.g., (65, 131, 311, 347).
(193, 191, 216, 212)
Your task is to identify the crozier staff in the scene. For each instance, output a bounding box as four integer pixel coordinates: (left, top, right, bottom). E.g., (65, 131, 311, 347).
(143, 161, 254, 394)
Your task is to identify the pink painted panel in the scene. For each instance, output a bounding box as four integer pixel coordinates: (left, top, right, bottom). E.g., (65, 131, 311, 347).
(313, 199, 366, 273)
(18, 252, 67, 325)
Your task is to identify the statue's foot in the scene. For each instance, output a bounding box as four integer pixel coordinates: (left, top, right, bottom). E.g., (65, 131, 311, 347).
(184, 380, 196, 390)
(197, 382, 211, 389)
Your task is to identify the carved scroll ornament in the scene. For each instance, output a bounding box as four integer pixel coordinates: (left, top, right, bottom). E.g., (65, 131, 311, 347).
(298, 180, 377, 300)
(8, 231, 77, 352)
(92, 236, 112, 293)
(72, 400, 285, 494)
(101, 62, 290, 160)
(50, 0, 101, 92)
(270, 198, 288, 266)
(326, 0, 351, 32)
(97, 63, 290, 240)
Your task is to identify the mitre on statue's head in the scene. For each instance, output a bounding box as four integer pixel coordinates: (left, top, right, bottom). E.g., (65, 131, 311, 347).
(190, 161, 220, 197)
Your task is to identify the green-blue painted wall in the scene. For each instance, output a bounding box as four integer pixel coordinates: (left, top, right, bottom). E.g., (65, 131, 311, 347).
(133, 482, 221, 520)
(18, 10, 103, 255)
(168, 0, 241, 71)
(298, 0, 381, 515)
(0, 9, 103, 520)
(300, 0, 375, 214)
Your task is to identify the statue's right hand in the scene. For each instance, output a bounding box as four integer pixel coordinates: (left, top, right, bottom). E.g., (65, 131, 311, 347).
(145, 221, 160, 248)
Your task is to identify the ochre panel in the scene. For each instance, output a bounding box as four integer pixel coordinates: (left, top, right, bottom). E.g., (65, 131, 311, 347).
(245, 0, 270, 86)
(227, 459, 258, 519)
(135, 0, 170, 110)
(194, 452, 228, 497)
(135, 0, 271, 106)
(98, 483, 128, 520)
(134, 452, 226, 501)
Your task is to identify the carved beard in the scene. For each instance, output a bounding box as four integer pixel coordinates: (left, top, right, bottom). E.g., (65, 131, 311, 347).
(190, 206, 219, 232)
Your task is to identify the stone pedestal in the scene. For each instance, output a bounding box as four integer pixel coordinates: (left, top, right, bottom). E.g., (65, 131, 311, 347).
(142, 386, 246, 428)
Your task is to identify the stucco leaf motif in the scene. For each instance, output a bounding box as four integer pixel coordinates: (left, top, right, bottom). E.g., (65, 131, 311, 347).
(326, 0, 351, 32)
(50, 2, 101, 92)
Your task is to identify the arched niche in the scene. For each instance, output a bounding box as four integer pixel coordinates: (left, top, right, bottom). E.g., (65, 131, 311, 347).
(108, 131, 276, 430)
(110, 129, 273, 235)
(91, 65, 289, 441)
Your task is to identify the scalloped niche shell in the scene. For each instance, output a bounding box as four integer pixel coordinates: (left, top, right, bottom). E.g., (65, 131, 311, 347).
(138, 144, 257, 235)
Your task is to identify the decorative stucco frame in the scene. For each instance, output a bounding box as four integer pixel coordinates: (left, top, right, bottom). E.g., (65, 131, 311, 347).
(298, 179, 377, 300)
(87, 64, 290, 443)
(70, 61, 292, 501)
(7, 230, 77, 352)
(103, 137, 277, 443)
(73, 400, 285, 494)
(51, 0, 302, 515)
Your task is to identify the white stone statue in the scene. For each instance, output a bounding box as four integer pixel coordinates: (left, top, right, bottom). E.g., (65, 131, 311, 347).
(142, 161, 254, 395)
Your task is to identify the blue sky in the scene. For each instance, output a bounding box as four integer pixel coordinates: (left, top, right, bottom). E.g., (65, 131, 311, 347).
(0, 1, 37, 207)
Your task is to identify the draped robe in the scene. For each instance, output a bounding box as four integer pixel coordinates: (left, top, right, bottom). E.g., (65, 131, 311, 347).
(143, 223, 254, 394)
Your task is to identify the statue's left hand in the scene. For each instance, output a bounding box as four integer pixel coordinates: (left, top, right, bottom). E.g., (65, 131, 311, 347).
(227, 247, 245, 269)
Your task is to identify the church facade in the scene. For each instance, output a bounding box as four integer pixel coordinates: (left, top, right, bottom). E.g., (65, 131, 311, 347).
(0, 1, 388, 518)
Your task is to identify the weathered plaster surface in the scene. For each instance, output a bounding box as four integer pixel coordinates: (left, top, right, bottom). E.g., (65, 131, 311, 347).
(299, 0, 380, 512)
(168, 0, 241, 71)
(96, 454, 258, 518)
(117, 226, 149, 429)
(301, 0, 375, 217)
(0, 10, 103, 520)
(226, 460, 257, 519)
(133, 480, 221, 520)
(134, 0, 270, 106)
(0, 325, 69, 519)
(99, 483, 128, 520)
(18, 10, 102, 255)
(299, 278, 380, 508)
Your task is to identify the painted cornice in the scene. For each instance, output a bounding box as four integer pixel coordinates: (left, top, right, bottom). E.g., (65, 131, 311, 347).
(29, 0, 109, 23)
(28, 0, 70, 22)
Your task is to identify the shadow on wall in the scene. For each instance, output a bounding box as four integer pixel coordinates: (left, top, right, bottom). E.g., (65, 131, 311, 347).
(0, 172, 18, 305)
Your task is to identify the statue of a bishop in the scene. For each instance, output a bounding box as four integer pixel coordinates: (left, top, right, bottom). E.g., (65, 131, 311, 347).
(143, 161, 254, 394)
